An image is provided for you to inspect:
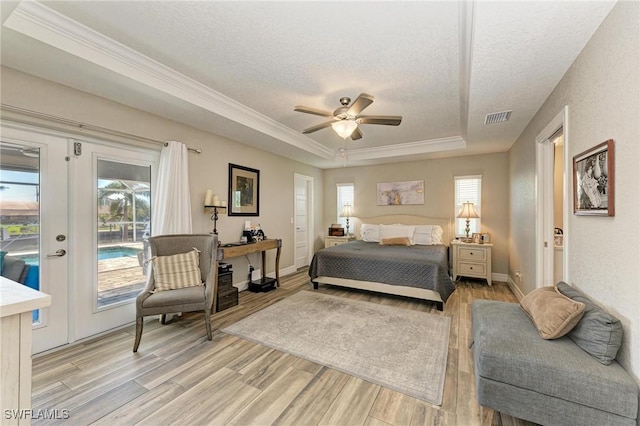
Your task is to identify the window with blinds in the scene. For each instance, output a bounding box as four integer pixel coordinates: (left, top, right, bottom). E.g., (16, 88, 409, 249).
(454, 175, 482, 236)
(337, 183, 354, 229)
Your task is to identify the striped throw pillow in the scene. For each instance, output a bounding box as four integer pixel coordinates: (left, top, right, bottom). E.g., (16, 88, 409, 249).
(152, 248, 203, 291)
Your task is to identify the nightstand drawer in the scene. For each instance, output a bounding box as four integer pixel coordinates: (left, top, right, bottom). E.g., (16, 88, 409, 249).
(458, 262, 486, 276)
(458, 247, 487, 261)
(324, 236, 355, 248)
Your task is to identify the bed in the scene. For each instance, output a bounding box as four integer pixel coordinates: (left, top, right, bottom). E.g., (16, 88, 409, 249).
(308, 215, 455, 310)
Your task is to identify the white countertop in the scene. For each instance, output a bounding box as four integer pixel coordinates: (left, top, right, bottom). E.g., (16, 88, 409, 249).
(0, 276, 51, 318)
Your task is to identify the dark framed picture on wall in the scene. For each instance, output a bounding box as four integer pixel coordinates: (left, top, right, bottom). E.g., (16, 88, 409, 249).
(228, 163, 260, 216)
(573, 139, 614, 216)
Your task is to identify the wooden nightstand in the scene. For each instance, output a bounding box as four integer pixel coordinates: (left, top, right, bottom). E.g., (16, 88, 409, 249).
(324, 236, 355, 248)
(451, 240, 493, 286)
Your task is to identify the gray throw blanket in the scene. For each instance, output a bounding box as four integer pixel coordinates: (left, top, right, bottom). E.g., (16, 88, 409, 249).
(309, 240, 455, 302)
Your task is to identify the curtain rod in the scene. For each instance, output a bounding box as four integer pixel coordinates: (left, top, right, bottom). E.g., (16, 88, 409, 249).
(0, 103, 202, 154)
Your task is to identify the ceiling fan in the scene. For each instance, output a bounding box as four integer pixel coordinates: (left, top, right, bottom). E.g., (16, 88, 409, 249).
(294, 93, 402, 140)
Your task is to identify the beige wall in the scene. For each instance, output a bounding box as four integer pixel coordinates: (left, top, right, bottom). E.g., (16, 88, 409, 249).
(508, 1, 639, 381)
(0, 66, 325, 284)
(323, 153, 510, 275)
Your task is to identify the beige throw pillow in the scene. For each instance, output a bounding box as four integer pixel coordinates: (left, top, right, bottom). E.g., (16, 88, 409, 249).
(520, 286, 585, 339)
(152, 248, 203, 291)
(379, 237, 413, 246)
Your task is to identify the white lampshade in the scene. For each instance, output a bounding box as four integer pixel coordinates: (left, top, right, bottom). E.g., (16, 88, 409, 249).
(332, 120, 358, 139)
(456, 202, 479, 219)
(340, 204, 354, 218)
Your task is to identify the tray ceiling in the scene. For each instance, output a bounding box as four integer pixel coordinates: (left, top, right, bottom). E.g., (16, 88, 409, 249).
(0, 1, 616, 168)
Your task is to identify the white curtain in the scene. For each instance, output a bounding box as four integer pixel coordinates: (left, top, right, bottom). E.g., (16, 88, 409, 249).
(152, 141, 192, 235)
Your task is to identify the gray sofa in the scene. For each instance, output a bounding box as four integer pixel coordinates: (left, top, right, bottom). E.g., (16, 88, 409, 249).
(472, 292, 638, 425)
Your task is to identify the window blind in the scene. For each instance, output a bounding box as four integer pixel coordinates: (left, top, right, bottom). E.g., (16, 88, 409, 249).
(454, 175, 482, 235)
(337, 183, 354, 229)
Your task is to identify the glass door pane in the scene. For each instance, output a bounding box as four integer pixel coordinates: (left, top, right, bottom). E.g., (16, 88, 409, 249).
(96, 159, 151, 308)
(0, 143, 41, 322)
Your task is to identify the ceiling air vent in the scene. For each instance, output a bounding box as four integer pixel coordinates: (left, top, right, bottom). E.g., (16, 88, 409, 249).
(484, 110, 512, 125)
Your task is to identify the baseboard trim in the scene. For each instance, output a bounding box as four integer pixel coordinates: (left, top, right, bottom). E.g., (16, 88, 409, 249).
(491, 273, 508, 283)
(507, 276, 525, 301)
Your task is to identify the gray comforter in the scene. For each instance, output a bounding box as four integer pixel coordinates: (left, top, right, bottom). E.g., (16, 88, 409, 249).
(308, 240, 455, 302)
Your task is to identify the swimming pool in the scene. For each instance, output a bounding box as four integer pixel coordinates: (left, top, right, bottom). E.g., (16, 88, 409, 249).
(13, 246, 142, 265)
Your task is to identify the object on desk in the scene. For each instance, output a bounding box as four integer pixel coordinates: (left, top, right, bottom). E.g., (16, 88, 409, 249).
(244, 220, 252, 230)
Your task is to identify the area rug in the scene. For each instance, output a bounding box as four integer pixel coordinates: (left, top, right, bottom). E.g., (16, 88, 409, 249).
(221, 291, 451, 404)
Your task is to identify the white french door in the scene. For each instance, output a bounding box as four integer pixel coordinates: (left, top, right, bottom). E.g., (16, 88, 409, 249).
(71, 141, 158, 340)
(1, 125, 70, 354)
(2, 124, 159, 351)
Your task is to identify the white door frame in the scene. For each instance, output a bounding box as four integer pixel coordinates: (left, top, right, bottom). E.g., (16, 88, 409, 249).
(293, 173, 314, 269)
(535, 106, 570, 288)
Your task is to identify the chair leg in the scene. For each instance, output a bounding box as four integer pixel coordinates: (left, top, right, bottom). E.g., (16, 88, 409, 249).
(133, 317, 143, 352)
(204, 309, 212, 340)
(160, 314, 167, 324)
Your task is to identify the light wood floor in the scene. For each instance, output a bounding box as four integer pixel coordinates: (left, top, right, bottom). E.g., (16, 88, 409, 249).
(31, 271, 536, 426)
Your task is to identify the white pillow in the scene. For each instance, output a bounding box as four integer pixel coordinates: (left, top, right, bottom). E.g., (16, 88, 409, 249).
(360, 224, 380, 242)
(413, 225, 444, 245)
(379, 224, 415, 241)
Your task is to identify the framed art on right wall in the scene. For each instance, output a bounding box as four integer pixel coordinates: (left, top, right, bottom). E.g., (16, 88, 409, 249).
(573, 139, 614, 216)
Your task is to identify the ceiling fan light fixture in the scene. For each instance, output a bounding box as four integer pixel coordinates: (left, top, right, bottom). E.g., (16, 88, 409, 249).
(332, 120, 358, 139)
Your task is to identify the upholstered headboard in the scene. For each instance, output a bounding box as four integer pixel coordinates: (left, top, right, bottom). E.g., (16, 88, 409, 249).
(355, 215, 452, 245)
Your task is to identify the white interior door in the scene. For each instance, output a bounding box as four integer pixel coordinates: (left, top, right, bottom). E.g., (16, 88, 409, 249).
(294, 174, 313, 269)
(71, 140, 158, 340)
(1, 125, 70, 354)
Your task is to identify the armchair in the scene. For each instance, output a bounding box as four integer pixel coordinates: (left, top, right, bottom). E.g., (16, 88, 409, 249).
(133, 234, 218, 352)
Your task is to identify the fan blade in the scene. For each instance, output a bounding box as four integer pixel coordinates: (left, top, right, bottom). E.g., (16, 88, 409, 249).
(358, 115, 402, 126)
(351, 127, 363, 140)
(302, 121, 334, 134)
(294, 106, 334, 117)
(347, 93, 374, 116)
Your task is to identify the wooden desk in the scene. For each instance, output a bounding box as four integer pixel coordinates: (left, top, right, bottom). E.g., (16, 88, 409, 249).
(217, 239, 282, 287)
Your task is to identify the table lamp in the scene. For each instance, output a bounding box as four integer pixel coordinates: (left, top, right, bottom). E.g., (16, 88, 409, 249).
(456, 201, 479, 242)
(340, 204, 354, 236)
(204, 189, 227, 235)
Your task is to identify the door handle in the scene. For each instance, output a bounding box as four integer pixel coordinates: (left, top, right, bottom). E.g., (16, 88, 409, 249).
(47, 249, 67, 257)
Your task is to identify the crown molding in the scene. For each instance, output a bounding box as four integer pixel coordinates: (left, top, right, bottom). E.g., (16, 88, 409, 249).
(4, 1, 334, 160)
(338, 136, 466, 162)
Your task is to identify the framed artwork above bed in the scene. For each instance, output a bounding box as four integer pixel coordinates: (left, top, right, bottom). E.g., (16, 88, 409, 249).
(377, 180, 424, 205)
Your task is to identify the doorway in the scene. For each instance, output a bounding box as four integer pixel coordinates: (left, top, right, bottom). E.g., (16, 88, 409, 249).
(294, 174, 314, 269)
(535, 107, 569, 288)
(1, 123, 159, 353)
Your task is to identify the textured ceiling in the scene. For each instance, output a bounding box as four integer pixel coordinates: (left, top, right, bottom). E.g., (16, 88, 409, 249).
(0, 1, 616, 168)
